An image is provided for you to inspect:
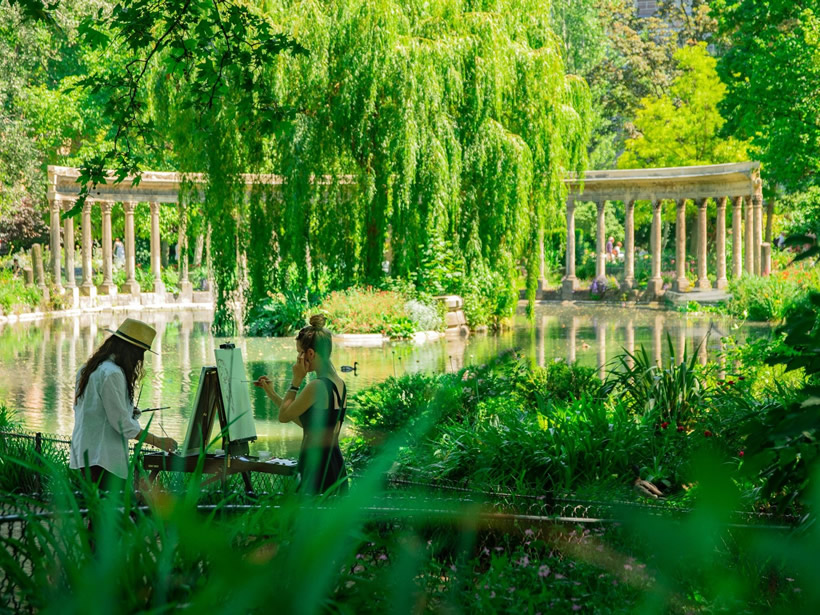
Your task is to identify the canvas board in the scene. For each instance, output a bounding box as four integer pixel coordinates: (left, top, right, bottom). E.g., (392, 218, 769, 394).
(214, 346, 257, 444)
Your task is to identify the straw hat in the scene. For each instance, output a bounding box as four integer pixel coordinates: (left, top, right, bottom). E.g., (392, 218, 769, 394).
(106, 318, 157, 354)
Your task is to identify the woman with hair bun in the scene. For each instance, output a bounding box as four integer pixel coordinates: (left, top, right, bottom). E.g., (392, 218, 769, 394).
(255, 314, 348, 495)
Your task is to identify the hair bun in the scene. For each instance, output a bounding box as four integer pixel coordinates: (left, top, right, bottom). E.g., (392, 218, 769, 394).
(309, 314, 327, 329)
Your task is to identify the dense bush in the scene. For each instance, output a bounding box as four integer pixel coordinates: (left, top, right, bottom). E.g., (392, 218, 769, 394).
(245, 291, 311, 337)
(726, 265, 820, 321)
(0, 271, 41, 313)
(318, 288, 429, 338)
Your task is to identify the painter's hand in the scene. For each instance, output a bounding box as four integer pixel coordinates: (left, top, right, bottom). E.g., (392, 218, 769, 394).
(159, 437, 178, 454)
(254, 376, 275, 397)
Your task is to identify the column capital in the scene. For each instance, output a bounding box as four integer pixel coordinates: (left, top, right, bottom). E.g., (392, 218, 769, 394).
(99, 201, 113, 213)
(82, 198, 94, 213)
(596, 200, 605, 212)
(715, 196, 728, 207)
(652, 199, 663, 210)
(149, 201, 161, 214)
(697, 197, 709, 208)
(61, 198, 77, 212)
(123, 201, 137, 213)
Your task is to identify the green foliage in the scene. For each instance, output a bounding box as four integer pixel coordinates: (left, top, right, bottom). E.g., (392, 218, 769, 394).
(349, 372, 440, 434)
(317, 288, 415, 338)
(0, 270, 42, 313)
(742, 280, 820, 509)
(603, 339, 710, 427)
(550, 0, 719, 169)
(619, 43, 749, 169)
(780, 187, 820, 238)
(715, 0, 820, 191)
(245, 291, 310, 338)
(726, 265, 820, 322)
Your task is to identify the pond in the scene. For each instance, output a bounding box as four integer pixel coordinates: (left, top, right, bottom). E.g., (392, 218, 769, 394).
(0, 305, 770, 458)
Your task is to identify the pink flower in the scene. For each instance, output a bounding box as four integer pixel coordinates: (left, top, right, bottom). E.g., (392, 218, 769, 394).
(490, 591, 495, 598)
(353, 564, 364, 573)
(378, 554, 388, 561)
(524, 528, 535, 537)
(572, 606, 582, 612)
(538, 565, 551, 578)
(518, 556, 530, 567)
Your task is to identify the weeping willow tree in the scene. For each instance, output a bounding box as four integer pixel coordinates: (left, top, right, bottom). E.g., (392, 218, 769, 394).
(74, 0, 591, 333)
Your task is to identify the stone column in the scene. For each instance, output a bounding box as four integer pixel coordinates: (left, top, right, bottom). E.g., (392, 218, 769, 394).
(673, 199, 690, 292)
(744, 195, 754, 275)
(715, 197, 728, 289)
(32, 244, 49, 302)
(122, 202, 141, 296)
(753, 187, 763, 275)
(80, 200, 96, 297)
(178, 204, 193, 301)
(595, 201, 606, 284)
(62, 201, 76, 289)
(48, 199, 63, 292)
(150, 202, 165, 295)
(648, 200, 664, 297)
(731, 196, 743, 278)
(695, 198, 710, 289)
(621, 199, 635, 291)
(562, 198, 578, 300)
(98, 202, 117, 295)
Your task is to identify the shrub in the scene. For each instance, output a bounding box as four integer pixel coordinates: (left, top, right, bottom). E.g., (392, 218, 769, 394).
(318, 288, 417, 338)
(245, 291, 309, 337)
(726, 265, 820, 321)
(0, 270, 41, 313)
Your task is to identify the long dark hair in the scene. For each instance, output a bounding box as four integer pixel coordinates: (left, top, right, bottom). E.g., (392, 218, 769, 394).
(75, 335, 145, 404)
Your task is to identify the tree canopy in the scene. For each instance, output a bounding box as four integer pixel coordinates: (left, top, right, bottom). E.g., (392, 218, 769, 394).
(715, 0, 820, 192)
(68, 0, 591, 332)
(618, 42, 748, 169)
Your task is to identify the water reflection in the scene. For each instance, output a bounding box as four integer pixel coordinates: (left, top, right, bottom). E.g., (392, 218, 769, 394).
(0, 306, 769, 457)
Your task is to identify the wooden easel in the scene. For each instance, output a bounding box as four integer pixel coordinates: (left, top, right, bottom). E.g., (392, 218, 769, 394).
(141, 367, 295, 492)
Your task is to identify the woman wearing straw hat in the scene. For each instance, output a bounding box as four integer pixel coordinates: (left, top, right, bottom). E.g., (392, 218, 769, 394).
(69, 318, 177, 487)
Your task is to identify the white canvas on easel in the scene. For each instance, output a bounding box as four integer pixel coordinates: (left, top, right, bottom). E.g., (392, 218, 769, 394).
(213, 346, 257, 444)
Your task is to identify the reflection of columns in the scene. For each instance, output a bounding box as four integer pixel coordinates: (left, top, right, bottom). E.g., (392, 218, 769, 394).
(180, 314, 192, 392)
(648, 200, 664, 297)
(676, 323, 686, 365)
(744, 195, 754, 274)
(595, 201, 606, 283)
(731, 197, 743, 279)
(715, 197, 728, 289)
(122, 202, 140, 295)
(753, 187, 763, 275)
(537, 315, 545, 368)
(49, 198, 63, 292)
(698, 333, 708, 366)
(80, 200, 96, 297)
(622, 200, 635, 291)
(696, 198, 710, 289)
(151, 318, 165, 408)
(178, 204, 193, 301)
(625, 319, 635, 369)
(674, 199, 689, 292)
(150, 202, 165, 295)
(568, 316, 578, 364)
(99, 202, 116, 295)
(562, 198, 578, 299)
(62, 201, 76, 289)
(718, 337, 726, 380)
(653, 314, 663, 367)
(596, 321, 606, 380)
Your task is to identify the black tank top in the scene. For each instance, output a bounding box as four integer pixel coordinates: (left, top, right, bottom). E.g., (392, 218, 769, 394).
(297, 377, 348, 495)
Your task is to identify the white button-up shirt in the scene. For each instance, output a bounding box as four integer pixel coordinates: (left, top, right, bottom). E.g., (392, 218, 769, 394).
(69, 359, 143, 479)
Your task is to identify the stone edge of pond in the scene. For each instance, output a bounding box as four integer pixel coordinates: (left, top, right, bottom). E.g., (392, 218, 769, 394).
(0, 301, 215, 325)
(333, 331, 444, 347)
